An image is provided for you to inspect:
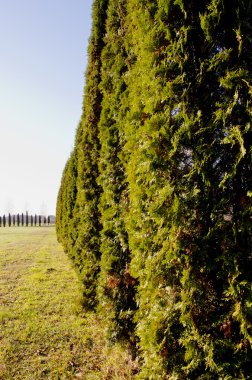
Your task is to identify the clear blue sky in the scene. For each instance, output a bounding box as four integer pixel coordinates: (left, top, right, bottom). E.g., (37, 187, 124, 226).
(0, 0, 93, 215)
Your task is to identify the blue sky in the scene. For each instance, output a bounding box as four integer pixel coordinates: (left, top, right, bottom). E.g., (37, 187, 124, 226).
(0, 0, 93, 215)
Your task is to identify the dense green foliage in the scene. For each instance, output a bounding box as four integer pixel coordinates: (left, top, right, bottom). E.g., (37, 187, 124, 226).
(96, 0, 137, 345)
(56, 148, 78, 253)
(57, 0, 252, 378)
(57, 0, 109, 309)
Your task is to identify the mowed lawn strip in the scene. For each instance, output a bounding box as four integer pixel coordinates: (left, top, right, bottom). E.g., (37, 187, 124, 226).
(0, 227, 136, 380)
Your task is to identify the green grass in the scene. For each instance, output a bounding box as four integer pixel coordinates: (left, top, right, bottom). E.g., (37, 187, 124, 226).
(0, 227, 138, 379)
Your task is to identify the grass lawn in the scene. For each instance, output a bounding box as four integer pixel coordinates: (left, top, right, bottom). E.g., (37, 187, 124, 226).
(0, 227, 136, 379)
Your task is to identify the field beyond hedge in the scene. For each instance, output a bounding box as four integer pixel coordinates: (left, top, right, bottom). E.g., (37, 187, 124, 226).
(0, 227, 136, 380)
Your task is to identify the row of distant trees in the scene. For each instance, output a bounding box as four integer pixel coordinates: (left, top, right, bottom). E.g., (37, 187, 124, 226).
(0, 213, 52, 227)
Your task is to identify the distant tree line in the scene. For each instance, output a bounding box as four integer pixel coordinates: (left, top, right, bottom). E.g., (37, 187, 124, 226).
(57, 1, 252, 379)
(0, 213, 52, 227)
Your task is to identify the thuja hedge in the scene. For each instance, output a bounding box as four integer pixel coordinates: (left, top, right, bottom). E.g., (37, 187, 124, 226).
(57, 0, 252, 378)
(96, 0, 138, 345)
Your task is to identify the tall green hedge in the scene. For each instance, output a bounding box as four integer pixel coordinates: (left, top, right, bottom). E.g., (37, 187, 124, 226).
(96, 0, 137, 345)
(123, 1, 187, 376)
(56, 146, 77, 254)
(57, 0, 252, 378)
(57, 0, 109, 309)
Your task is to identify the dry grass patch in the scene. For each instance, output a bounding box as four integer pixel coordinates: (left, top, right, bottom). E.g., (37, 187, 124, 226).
(0, 227, 137, 379)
